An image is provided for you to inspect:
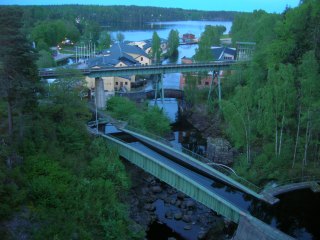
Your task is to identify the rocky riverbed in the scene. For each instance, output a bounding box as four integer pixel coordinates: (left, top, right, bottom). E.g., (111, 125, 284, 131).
(124, 161, 236, 240)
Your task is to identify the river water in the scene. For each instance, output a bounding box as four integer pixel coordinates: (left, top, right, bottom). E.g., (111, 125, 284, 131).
(109, 21, 320, 240)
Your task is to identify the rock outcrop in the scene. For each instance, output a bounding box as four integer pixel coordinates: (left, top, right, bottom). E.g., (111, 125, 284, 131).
(206, 137, 236, 165)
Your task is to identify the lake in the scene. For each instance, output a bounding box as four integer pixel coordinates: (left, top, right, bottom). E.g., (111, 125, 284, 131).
(110, 20, 232, 42)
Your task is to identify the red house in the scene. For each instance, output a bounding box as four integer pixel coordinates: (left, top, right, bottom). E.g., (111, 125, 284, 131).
(182, 33, 196, 43)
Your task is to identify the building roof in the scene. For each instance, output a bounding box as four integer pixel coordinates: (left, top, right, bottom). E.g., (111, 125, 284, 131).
(211, 47, 236, 61)
(88, 51, 140, 68)
(143, 42, 152, 51)
(88, 42, 153, 68)
(106, 43, 149, 58)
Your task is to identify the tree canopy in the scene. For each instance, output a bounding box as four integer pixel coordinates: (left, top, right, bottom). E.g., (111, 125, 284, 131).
(220, 0, 320, 184)
(167, 29, 180, 58)
(194, 25, 226, 62)
(152, 31, 162, 63)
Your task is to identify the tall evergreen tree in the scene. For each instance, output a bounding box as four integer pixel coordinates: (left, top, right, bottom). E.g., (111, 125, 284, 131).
(0, 7, 38, 144)
(167, 29, 179, 58)
(152, 31, 161, 63)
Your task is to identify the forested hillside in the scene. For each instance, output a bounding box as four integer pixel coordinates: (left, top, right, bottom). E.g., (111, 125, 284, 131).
(0, 7, 143, 239)
(221, 0, 320, 184)
(21, 5, 236, 29)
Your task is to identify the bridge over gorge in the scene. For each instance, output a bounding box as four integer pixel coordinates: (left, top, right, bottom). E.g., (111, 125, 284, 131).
(39, 61, 243, 109)
(87, 120, 320, 240)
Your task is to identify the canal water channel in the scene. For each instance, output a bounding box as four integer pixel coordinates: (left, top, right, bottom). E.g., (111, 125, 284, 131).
(100, 21, 320, 239)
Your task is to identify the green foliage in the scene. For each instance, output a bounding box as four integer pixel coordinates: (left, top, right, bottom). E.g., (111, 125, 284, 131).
(32, 20, 80, 47)
(18, 83, 141, 238)
(143, 106, 171, 136)
(116, 32, 125, 43)
(167, 29, 180, 58)
(0, 6, 38, 143)
(152, 31, 162, 63)
(99, 31, 112, 50)
(231, 11, 280, 50)
(0, 6, 143, 239)
(107, 96, 171, 136)
(107, 96, 137, 121)
(183, 74, 210, 106)
(194, 25, 226, 62)
(36, 50, 56, 68)
(0, 161, 26, 219)
(223, 0, 320, 184)
(21, 5, 236, 30)
(23, 138, 139, 239)
(82, 20, 101, 43)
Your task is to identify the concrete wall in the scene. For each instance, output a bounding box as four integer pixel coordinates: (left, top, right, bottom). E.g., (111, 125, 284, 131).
(86, 75, 136, 92)
(86, 76, 115, 92)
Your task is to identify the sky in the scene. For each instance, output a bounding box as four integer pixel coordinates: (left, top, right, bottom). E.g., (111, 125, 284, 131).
(0, 0, 300, 13)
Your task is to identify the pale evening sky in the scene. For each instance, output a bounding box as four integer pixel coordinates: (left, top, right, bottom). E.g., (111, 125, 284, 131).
(0, 0, 300, 13)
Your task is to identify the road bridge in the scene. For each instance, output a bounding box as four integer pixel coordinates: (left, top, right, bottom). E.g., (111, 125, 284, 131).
(39, 61, 243, 109)
(38, 61, 239, 78)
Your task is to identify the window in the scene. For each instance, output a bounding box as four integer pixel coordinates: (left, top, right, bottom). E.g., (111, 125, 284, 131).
(120, 63, 122, 66)
(141, 57, 143, 61)
(125, 82, 128, 85)
(205, 82, 209, 85)
(116, 82, 118, 85)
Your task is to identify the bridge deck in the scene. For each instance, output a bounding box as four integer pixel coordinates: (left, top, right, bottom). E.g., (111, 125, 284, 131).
(128, 140, 252, 211)
(39, 61, 242, 78)
(101, 131, 244, 223)
(97, 129, 293, 239)
(120, 128, 278, 205)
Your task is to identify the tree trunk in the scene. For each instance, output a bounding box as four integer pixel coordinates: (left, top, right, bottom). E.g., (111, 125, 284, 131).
(292, 105, 301, 168)
(7, 100, 13, 139)
(303, 110, 311, 166)
(275, 122, 278, 157)
(246, 104, 251, 164)
(278, 112, 285, 157)
(18, 111, 24, 142)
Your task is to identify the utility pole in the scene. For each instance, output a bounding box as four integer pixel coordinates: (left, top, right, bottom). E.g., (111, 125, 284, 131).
(154, 75, 158, 105)
(217, 69, 222, 109)
(161, 74, 164, 105)
(207, 69, 214, 102)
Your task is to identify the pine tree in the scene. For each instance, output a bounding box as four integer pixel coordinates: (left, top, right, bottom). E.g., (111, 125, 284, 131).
(152, 31, 161, 63)
(0, 7, 38, 144)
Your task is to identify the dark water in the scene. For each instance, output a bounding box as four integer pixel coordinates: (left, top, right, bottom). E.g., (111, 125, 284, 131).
(147, 221, 186, 240)
(170, 114, 207, 156)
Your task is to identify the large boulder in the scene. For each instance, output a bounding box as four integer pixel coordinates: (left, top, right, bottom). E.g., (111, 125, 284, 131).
(206, 137, 235, 165)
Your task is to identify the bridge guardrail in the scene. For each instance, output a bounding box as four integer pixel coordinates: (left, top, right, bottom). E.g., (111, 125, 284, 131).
(180, 147, 261, 193)
(39, 61, 243, 77)
(123, 125, 261, 193)
(123, 125, 173, 147)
